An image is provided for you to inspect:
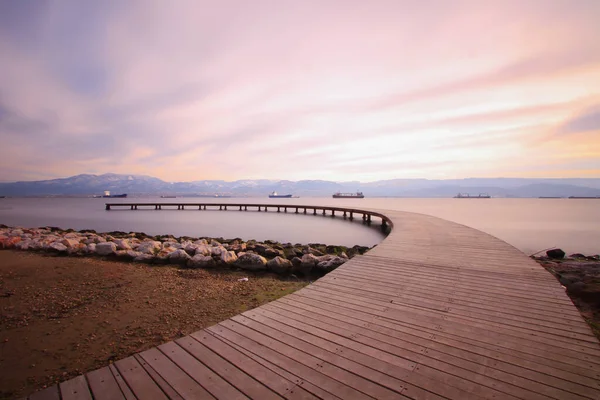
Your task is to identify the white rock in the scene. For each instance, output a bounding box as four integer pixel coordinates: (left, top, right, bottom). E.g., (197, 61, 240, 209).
(48, 242, 68, 252)
(96, 242, 117, 256)
(87, 243, 97, 253)
(211, 246, 225, 256)
(126, 250, 141, 259)
(194, 244, 211, 256)
(168, 249, 192, 264)
(194, 239, 208, 245)
(221, 250, 238, 264)
(61, 238, 80, 248)
(114, 239, 132, 250)
(15, 240, 32, 250)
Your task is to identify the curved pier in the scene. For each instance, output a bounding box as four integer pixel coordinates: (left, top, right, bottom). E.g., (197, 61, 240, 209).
(26, 207, 600, 399)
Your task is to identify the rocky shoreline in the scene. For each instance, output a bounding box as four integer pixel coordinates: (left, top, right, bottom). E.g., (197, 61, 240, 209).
(532, 249, 600, 339)
(0, 225, 371, 277)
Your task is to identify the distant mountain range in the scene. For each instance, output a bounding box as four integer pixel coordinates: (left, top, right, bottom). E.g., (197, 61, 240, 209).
(1, 173, 600, 198)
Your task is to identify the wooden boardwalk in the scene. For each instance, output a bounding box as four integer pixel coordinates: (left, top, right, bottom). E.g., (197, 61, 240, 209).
(24, 208, 600, 399)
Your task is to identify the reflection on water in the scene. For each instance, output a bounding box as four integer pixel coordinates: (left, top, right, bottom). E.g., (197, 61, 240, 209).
(0, 197, 599, 254)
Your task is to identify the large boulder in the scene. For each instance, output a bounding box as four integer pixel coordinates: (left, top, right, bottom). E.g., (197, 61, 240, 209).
(283, 247, 303, 259)
(168, 249, 192, 264)
(61, 238, 81, 248)
(267, 256, 293, 275)
(264, 247, 284, 257)
(221, 250, 238, 264)
(236, 253, 268, 271)
(211, 246, 226, 256)
(137, 240, 161, 254)
(48, 242, 68, 253)
(86, 243, 97, 254)
(547, 249, 566, 260)
(188, 254, 216, 269)
(162, 241, 182, 250)
(194, 244, 212, 256)
(316, 256, 347, 273)
(96, 242, 117, 256)
(113, 239, 132, 251)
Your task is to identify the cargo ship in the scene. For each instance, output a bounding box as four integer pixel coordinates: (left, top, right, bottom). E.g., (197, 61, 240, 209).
(454, 193, 491, 198)
(102, 191, 127, 198)
(269, 191, 293, 198)
(333, 191, 364, 199)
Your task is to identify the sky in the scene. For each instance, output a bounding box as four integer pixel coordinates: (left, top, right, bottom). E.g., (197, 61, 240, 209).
(1, 0, 599, 182)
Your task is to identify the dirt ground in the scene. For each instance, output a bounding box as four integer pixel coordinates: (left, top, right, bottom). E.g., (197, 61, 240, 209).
(0, 250, 308, 399)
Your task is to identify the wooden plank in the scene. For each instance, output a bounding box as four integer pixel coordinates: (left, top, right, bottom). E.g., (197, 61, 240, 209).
(29, 385, 60, 400)
(109, 364, 136, 400)
(317, 275, 585, 325)
(315, 278, 593, 335)
(158, 341, 248, 399)
(114, 356, 169, 400)
(280, 294, 600, 372)
(138, 347, 216, 399)
(228, 315, 413, 400)
(223, 338, 347, 400)
(87, 366, 126, 400)
(59, 375, 93, 400)
(298, 286, 600, 353)
(269, 299, 600, 385)
(175, 336, 284, 400)
(133, 353, 184, 400)
(237, 309, 491, 400)
(190, 331, 322, 400)
(207, 323, 375, 400)
(263, 301, 600, 399)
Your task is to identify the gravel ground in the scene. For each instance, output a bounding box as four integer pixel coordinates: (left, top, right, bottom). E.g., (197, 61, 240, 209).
(0, 250, 308, 399)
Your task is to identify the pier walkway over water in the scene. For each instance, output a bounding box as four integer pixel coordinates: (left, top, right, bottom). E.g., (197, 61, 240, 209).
(26, 206, 600, 399)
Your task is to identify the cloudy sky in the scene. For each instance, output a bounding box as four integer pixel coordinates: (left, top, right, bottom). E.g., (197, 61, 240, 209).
(1, 0, 599, 182)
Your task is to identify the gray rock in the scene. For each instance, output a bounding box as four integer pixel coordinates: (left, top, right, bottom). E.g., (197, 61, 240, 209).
(188, 254, 216, 268)
(267, 256, 293, 275)
(168, 249, 192, 264)
(96, 242, 117, 256)
(236, 253, 268, 271)
(316, 256, 347, 272)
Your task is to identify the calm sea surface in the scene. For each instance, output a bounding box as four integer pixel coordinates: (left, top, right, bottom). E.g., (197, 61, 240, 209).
(0, 197, 598, 255)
